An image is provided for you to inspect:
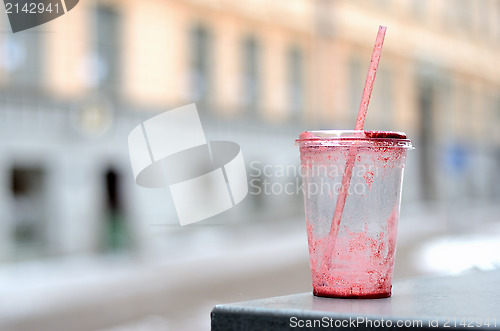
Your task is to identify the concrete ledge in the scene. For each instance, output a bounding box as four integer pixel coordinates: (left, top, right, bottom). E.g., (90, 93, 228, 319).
(211, 270, 500, 330)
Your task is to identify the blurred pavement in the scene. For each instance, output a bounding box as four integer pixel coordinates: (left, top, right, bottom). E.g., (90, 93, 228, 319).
(1, 201, 500, 331)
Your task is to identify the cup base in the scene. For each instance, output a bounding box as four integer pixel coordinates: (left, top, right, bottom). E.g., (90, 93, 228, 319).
(313, 288, 391, 299)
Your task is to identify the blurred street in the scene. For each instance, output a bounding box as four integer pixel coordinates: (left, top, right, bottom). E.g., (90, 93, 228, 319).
(1, 201, 499, 331)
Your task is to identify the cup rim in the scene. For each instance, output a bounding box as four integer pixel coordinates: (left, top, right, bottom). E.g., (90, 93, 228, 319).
(296, 130, 414, 149)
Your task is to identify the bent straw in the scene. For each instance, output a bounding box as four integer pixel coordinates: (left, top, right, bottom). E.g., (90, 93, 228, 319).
(322, 26, 387, 269)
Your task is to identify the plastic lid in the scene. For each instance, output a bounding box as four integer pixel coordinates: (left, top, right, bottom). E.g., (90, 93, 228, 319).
(299, 130, 407, 139)
(296, 130, 413, 149)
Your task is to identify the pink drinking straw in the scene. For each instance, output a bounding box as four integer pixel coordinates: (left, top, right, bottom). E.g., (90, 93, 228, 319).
(355, 26, 387, 130)
(322, 26, 387, 268)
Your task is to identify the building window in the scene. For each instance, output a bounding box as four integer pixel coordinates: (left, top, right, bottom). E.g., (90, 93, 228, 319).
(242, 36, 260, 112)
(446, 0, 472, 30)
(287, 45, 304, 117)
(497, 1, 500, 39)
(457, 0, 472, 30)
(1, 18, 44, 87)
(93, 5, 121, 91)
(10, 166, 47, 258)
(373, 0, 390, 8)
(189, 24, 212, 104)
(416, 75, 437, 202)
(497, 94, 500, 123)
(477, 0, 489, 35)
(349, 56, 363, 125)
(377, 68, 394, 130)
(411, 0, 427, 19)
(437, 75, 453, 137)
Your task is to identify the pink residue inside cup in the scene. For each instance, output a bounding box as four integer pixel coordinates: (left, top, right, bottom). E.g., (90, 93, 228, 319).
(307, 208, 398, 298)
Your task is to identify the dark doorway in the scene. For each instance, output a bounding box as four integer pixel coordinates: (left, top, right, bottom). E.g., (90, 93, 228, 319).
(103, 167, 129, 252)
(10, 166, 47, 259)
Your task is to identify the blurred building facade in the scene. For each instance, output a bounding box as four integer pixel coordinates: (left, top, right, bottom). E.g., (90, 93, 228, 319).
(0, 0, 499, 262)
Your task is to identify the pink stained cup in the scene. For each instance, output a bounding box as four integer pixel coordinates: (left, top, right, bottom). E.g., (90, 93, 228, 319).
(296, 130, 413, 298)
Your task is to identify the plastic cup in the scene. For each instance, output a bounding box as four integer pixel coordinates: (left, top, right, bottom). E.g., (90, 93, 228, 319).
(296, 130, 413, 298)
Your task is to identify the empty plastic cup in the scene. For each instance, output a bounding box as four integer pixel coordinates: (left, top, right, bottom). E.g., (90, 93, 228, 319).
(297, 130, 413, 298)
